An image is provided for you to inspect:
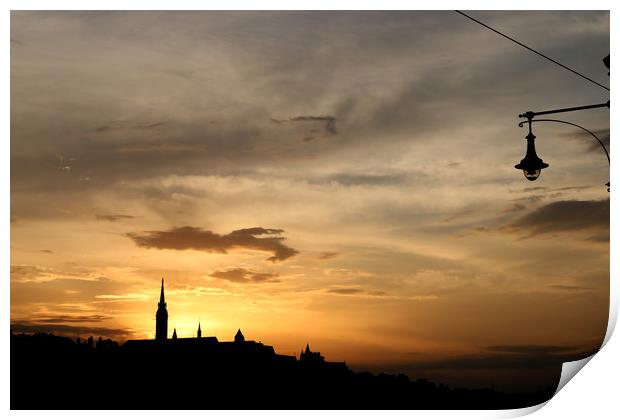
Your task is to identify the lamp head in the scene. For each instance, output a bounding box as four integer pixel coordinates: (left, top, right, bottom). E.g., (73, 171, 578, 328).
(514, 132, 549, 181)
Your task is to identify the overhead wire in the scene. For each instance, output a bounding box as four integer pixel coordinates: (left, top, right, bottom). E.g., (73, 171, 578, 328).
(455, 10, 610, 92)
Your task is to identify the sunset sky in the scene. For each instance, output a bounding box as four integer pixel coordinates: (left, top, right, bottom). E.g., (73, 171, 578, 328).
(10, 10, 609, 391)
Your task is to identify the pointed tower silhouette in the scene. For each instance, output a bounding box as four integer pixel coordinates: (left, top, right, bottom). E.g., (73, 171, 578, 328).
(155, 277, 168, 341)
(172, 328, 177, 340)
(197, 321, 202, 339)
(234, 329, 245, 343)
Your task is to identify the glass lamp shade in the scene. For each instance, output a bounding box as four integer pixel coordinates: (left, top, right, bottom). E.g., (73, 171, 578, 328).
(520, 168, 541, 181)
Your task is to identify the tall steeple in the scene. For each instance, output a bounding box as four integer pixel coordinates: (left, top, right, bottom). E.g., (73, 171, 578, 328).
(159, 277, 165, 304)
(155, 277, 168, 341)
(197, 321, 202, 338)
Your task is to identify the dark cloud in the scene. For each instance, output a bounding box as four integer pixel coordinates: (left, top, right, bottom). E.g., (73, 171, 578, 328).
(114, 142, 209, 155)
(318, 251, 340, 260)
(289, 115, 337, 135)
(509, 186, 547, 193)
(327, 287, 364, 295)
(10, 321, 134, 340)
(328, 172, 409, 186)
(127, 226, 299, 262)
(551, 185, 592, 192)
(327, 287, 387, 296)
(508, 185, 591, 194)
(40, 249, 54, 254)
(271, 115, 338, 139)
(506, 203, 526, 213)
(95, 120, 168, 132)
(506, 199, 609, 236)
(96, 214, 135, 222)
(484, 345, 578, 354)
(586, 232, 610, 242)
(549, 284, 596, 292)
(505, 187, 594, 213)
(210, 268, 280, 284)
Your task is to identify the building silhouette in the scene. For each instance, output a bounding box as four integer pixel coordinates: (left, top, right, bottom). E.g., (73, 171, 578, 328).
(123, 278, 341, 371)
(300, 343, 325, 365)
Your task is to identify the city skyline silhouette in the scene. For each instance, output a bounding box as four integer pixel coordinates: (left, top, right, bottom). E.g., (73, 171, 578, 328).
(11, 278, 574, 409)
(10, 10, 609, 407)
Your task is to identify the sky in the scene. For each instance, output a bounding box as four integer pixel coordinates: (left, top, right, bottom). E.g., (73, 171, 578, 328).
(10, 10, 609, 392)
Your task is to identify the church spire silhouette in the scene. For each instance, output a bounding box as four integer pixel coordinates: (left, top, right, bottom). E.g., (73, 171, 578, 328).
(197, 321, 202, 338)
(155, 277, 168, 341)
(159, 277, 165, 304)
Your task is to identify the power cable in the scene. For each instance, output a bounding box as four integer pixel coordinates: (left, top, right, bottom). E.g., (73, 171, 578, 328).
(455, 10, 610, 91)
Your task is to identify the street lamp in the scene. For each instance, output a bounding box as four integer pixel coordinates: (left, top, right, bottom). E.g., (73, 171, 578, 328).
(514, 117, 548, 181)
(515, 101, 610, 189)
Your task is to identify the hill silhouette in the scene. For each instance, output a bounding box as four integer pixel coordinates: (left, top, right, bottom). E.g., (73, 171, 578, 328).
(10, 331, 556, 409)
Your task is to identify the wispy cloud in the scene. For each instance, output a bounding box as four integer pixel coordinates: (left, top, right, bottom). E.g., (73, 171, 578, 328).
(505, 199, 609, 237)
(289, 115, 337, 135)
(96, 214, 135, 222)
(11, 265, 54, 282)
(326, 287, 387, 296)
(95, 120, 168, 132)
(29, 314, 112, 324)
(114, 142, 209, 155)
(548, 284, 596, 292)
(10, 321, 134, 340)
(317, 252, 340, 260)
(210, 268, 280, 284)
(563, 128, 610, 153)
(484, 345, 577, 354)
(271, 114, 338, 140)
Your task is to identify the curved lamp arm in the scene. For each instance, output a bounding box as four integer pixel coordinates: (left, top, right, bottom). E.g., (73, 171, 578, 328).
(518, 118, 610, 191)
(518, 119, 610, 164)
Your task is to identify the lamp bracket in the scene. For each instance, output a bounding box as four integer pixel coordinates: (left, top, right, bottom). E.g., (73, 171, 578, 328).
(518, 101, 609, 120)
